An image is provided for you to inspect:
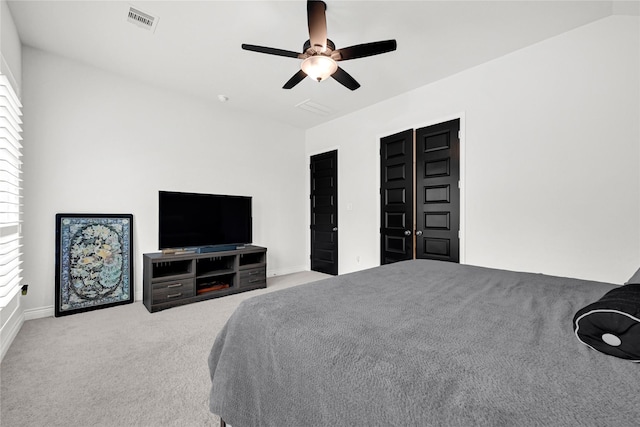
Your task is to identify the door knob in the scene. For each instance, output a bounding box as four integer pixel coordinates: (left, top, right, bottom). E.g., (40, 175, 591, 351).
(332, 227, 338, 231)
(416, 230, 423, 236)
(404, 230, 411, 236)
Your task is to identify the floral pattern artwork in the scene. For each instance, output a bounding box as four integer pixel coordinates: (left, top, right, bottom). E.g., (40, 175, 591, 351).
(56, 215, 133, 316)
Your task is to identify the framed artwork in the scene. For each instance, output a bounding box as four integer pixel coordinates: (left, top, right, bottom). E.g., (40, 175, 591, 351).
(55, 214, 134, 317)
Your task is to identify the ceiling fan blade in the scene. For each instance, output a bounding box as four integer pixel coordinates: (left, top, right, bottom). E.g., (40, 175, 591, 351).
(283, 70, 308, 89)
(331, 67, 360, 91)
(307, 0, 328, 53)
(242, 44, 302, 59)
(333, 40, 397, 61)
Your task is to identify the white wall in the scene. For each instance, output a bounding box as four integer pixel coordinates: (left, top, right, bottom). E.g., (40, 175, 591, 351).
(21, 47, 308, 316)
(0, 0, 22, 359)
(306, 15, 640, 284)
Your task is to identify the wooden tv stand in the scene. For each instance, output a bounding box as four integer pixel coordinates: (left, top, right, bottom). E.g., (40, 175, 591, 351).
(142, 245, 266, 313)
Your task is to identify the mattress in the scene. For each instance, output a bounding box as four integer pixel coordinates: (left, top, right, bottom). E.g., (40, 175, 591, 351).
(208, 259, 640, 426)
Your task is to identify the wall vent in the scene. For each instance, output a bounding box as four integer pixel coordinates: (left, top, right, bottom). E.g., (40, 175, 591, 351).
(127, 6, 159, 32)
(295, 99, 332, 116)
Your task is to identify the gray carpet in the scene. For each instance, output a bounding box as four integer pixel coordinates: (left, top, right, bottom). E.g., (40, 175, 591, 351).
(1, 271, 330, 427)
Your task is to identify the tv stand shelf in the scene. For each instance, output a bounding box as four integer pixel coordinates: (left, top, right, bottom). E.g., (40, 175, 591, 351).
(198, 269, 235, 279)
(143, 245, 267, 313)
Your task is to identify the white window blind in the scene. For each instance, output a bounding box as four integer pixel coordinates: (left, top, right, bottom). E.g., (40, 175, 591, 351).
(0, 74, 23, 309)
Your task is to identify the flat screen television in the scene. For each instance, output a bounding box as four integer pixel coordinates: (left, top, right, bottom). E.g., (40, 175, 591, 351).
(158, 191, 252, 250)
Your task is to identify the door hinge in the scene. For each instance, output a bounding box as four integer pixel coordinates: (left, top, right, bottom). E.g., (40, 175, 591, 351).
(458, 130, 462, 139)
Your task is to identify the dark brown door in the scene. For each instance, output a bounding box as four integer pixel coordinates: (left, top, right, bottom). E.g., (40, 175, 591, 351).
(310, 150, 338, 275)
(380, 129, 414, 265)
(415, 119, 460, 262)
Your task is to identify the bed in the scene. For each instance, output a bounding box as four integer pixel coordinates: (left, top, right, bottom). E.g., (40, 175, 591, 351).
(208, 259, 640, 426)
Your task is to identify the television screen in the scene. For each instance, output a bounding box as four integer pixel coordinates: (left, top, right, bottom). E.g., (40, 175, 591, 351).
(159, 191, 252, 250)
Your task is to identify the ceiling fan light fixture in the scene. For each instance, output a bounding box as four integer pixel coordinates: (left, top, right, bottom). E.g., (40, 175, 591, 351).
(301, 55, 337, 82)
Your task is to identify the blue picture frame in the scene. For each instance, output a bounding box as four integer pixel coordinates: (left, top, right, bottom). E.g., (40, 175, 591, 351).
(55, 214, 134, 317)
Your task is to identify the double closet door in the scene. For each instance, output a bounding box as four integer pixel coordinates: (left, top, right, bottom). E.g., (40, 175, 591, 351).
(380, 119, 460, 265)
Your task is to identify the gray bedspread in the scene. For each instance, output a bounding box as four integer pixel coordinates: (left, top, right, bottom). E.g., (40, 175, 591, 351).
(208, 260, 640, 426)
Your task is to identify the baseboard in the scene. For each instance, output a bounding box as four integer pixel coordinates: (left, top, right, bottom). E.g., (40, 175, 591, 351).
(1, 301, 24, 361)
(267, 265, 308, 278)
(2, 305, 54, 361)
(24, 305, 54, 321)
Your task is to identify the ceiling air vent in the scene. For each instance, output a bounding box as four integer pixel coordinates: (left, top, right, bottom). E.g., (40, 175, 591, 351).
(127, 6, 159, 32)
(295, 99, 332, 116)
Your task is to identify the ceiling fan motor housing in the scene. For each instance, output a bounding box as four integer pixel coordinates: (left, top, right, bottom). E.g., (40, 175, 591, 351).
(303, 39, 336, 56)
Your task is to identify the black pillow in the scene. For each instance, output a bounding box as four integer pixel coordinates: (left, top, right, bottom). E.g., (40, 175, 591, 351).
(573, 284, 640, 361)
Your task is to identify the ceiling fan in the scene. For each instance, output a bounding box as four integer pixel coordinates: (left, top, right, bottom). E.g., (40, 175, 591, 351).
(241, 0, 397, 91)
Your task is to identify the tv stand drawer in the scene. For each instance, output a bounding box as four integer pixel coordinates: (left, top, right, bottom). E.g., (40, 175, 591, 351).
(239, 267, 266, 288)
(152, 279, 195, 304)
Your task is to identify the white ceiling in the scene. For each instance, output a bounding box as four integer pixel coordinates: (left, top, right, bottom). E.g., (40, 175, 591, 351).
(7, 1, 637, 129)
